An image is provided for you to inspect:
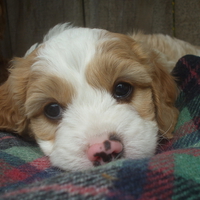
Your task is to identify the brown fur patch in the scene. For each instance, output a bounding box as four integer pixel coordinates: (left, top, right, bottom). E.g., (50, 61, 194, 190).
(86, 33, 155, 121)
(25, 74, 74, 118)
(0, 52, 37, 134)
(86, 33, 152, 92)
(151, 58, 179, 138)
(86, 32, 178, 137)
(0, 31, 179, 141)
(25, 74, 75, 140)
(29, 115, 57, 141)
(0, 47, 75, 142)
(131, 87, 155, 121)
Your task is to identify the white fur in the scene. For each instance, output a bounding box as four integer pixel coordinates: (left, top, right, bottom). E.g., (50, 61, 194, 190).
(21, 23, 200, 171)
(31, 25, 107, 84)
(26, 24, 158, 171)
(49, 87, 158, 171)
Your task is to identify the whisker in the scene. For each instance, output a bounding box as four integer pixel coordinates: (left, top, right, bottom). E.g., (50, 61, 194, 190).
(113, 151, 123, 161)
(159, 120, 173, 139)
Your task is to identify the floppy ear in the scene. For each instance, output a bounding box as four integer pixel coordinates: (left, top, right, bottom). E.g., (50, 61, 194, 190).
(151, 60, 179, 139)
(0, 57, 32, 135)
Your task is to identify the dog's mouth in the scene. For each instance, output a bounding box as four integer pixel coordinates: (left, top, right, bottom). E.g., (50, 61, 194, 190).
(92, 150, 124, 167)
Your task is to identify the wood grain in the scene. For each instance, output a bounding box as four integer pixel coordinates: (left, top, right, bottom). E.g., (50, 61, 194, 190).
(1, 0, 200, 59)
(175, 0, 200, 45)
(84, 0, 138, 33)
(84, 0, 173, 34)
(5, 0, 84, 57)
(0, 0, 12, 58)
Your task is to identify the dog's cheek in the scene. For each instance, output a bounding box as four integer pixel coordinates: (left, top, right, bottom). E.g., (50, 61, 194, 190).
(29, 116, 57, 154)
(130, 87, 156, 121)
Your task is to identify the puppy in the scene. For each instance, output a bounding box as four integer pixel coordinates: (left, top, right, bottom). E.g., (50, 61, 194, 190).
(0, 23, 200, 171)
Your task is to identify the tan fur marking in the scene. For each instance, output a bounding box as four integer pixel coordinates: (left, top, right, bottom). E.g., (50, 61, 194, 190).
(0, 48, 75, 142)
(131, 32, 200, 66)
(86, 33, 152, 93)
(29, 115, 57, 141)
(0, 52, 37, 134)
(25, 73, 74, 140)
(131, 87, 155, 121)
(25, 74, 74, 118)
(151, 57, 179, 138)
(25, 74, 75, 140)
(86, 32, 178, 138)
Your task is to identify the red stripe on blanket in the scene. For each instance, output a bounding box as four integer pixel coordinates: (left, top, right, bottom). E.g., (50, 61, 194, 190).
(144, 152, 175, 199)
(29, 156, 51, 170)
(5, 168, 29, 181)
(2, 183, 109, 198)
(0, 136, 14, 141)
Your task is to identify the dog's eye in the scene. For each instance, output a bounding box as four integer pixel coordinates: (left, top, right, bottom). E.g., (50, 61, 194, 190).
(44, 103, 63, 120)
(113, 82, 133, 100)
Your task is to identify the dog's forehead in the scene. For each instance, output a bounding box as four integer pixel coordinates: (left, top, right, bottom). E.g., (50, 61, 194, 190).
(31, 27, 110, 78)
(29, 27, 148, 92)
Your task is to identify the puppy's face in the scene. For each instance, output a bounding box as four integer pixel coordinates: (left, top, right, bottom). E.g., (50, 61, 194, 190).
(0, 25, 178, 171)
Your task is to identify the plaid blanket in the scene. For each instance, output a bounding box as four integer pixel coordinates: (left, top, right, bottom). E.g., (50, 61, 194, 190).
(0, 55, 200, 200)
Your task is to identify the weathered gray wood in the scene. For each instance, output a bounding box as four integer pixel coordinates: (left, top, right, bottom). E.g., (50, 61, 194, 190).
(0, 0, 5, 39)
(175, 0, 200, 45)
(1, 0, 200, 59)
(84, 0, 138, 33)
(84, 0, 173, 35)
(5, 0, 84, 57)
(133, 0, 155, 33)
(0, 0, 12, 58)
(151, 0, 174, 35)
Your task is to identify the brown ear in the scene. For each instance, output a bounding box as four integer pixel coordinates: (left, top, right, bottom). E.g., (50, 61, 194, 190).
(151, 61, 179, 139)
(0, 57, 32, 135)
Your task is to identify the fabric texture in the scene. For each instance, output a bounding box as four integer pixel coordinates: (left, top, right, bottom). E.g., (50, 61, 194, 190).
(0, 55, 200, 199)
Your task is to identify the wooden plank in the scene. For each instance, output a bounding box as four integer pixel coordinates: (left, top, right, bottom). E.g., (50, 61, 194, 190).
(175, 0, 200, 45)
(133, 0, 155, 33)
(5, 0, 199, 58)
(0, 0, 12, 59)
(84, 0, 173, 35)
(84, 0, 138, 33)
(151, 0, 173, 35)
(6, 0, 84, 57)
(84, 0, 141, 33)
(0, 0, 5, 39)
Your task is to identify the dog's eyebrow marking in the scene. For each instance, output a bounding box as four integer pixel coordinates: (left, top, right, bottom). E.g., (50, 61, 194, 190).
(85, 33, 152, 94)
(25, 73, 75, 118)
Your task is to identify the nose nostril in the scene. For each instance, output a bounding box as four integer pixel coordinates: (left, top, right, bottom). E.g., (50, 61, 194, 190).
(92, 152, 122, 167)
(94, 152, 112, 163)
(87, 140, 123, 166)
(104, 140, 111, 151)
